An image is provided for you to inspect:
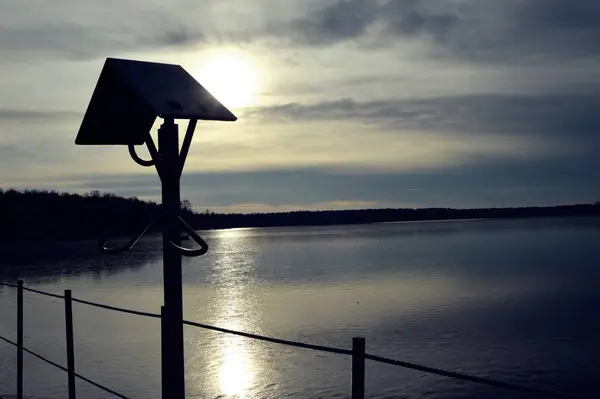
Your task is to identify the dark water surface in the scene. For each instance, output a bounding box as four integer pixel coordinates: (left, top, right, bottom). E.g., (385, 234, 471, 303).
(1, 217, 599, 398)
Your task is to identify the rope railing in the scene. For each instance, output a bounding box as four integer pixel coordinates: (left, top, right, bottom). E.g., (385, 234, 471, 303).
(1, 282, 65, 299)
(0, 334, 130, 399)
(364, 353, 574, 399)
(182, 319, 353, 355)
(0, 281, 577, 399)
(72, 297, 161, 319)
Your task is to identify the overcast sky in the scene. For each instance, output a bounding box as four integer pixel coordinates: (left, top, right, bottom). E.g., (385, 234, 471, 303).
(1, 0, 599, 213)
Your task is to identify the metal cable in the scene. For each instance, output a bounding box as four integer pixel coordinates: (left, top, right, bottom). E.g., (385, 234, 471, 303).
(183, 319, 353, 355)
(22, 286, 65, 299)
(0, 283, 64, 299)
(1, 283, 350, 355)
(364, 353, 575, 399)
(0, 334, 130, 399)
(71, 298, 160, 319)
(0, 283, 65, 299)
(0, 282, 579, 398)
(0, 334, 16, 347)
(73, 372, 130, 399)
(0, 283, 160, 318)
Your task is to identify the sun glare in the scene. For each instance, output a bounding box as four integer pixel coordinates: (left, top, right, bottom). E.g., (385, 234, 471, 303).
(219, 339, 253, 397)
(192, 49, 260, 110)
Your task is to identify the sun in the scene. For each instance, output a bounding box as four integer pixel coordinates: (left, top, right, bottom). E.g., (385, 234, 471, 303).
(191, 49, 260, 110)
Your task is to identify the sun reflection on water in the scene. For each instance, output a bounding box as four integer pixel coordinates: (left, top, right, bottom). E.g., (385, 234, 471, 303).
(212, 228, 259, 398)
(218, 330, 254, 397)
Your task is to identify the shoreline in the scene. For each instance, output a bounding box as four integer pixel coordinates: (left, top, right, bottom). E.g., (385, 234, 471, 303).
(0, 212, 598, 247)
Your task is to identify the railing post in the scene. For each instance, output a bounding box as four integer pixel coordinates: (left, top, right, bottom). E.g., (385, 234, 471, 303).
(161, 305, 170, 399)
(64, 289, 76, 399)
(17, 280, 24, 399)
(159, 119, 186, 399)
(351, 337, 366, 399)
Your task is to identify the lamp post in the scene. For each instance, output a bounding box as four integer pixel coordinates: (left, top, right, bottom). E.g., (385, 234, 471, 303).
(75, 57, 237, 398)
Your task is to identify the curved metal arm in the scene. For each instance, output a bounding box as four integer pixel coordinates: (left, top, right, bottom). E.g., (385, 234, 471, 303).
(128, 143, 155, 167)
(98, 205, 161, 254)
(98, 220, 154, 253)
(145, 135, 165, 181)
(168, 216, 209, 257)
(145, 135, 160, 165)
(179, 119, 197, 177)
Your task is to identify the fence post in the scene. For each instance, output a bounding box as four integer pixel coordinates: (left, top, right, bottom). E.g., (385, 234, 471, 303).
(351, 337, 366, 399)
(64, 290, 76, 399)
(17, 280, 24, 399)
(161, 306, 169, 399)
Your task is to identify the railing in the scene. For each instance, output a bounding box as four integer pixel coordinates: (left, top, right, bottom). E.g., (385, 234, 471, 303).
(0, 281, 576, 399)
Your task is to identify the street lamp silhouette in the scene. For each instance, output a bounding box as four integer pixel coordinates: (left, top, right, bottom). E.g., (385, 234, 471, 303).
(75, 57, 237, 398)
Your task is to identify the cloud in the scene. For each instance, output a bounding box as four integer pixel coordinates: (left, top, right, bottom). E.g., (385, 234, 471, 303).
(289, 0, 600, 63)
(0, 144, 33, 161)
(18, 154, 600, 212)
(0, 108, 82, 122)
(3, 91, 593, 190)
(2, 0, 599, 65)
(291, 0, 462, 46)
(1, 0, 597, 212)
(0, 2, 206, 61)
(0, 0, 307, 62)
(292, 0, 379, 45)
(247, 93, 600, 147)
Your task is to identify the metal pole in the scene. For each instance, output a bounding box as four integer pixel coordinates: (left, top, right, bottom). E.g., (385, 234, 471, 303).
(158, 118, 186, 399)
(160, 306, 169, 398)
(17, 280, 23, 399)
(64, 290, 76, 399)
(351, 337, 366, 399)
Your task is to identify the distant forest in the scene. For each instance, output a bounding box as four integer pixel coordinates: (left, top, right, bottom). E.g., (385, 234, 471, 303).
(0, 188, 599, 242)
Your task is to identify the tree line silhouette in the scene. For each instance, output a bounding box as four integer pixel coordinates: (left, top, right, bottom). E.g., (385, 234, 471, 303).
(1, 188, 599, 242)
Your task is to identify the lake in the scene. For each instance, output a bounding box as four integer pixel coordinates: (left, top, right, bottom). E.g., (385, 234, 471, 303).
(1, 217, 600, 398)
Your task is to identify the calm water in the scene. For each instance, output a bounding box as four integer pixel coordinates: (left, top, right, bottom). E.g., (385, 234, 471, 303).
(1, 217, 599, 398)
